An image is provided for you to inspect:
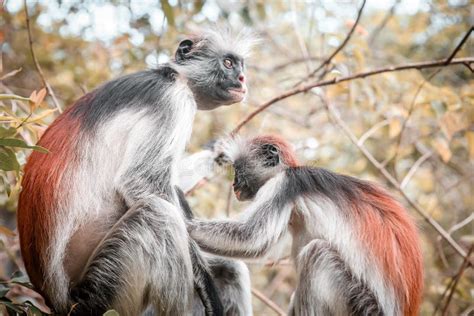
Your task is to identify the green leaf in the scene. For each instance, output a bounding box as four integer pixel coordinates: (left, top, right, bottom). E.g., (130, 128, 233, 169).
(0, 298, 24, 313)
(10, 271, 33, 288)
(103, 310, 120, 316)
(0, 147, 20, 172)
(0, 127, 16, 139)
(24, 301, 45, 316)
(0, 138, 49, 153)
(0, 284, 9, 298)
(0, 174, 11, 197)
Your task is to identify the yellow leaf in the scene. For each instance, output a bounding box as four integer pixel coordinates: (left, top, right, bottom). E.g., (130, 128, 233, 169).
(440, 111, 469, 140)
(466, 131, 474, 160)
(432, 137, 452, 163)
(27, 109, 57, 123)
(389, 118, 402, 138)
(0, 225, 16, 237)
(35, 88, 47, 106)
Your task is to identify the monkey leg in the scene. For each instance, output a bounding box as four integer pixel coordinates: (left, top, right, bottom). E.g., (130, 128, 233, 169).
(193, 257, 252, 316)
(291, 239, 383, 316)
(189, 240, 224, 316)
(70, 198, 193, 316)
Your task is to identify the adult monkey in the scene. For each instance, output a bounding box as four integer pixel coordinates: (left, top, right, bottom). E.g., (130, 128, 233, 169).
(17, 30, 254, 315)
(189, 135, 423, 316)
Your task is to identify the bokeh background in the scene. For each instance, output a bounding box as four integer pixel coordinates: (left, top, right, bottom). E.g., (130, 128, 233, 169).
(0, 0, 473, 315)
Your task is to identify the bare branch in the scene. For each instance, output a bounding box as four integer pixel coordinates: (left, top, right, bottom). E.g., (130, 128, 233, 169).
(400, 151, 433, 189)
(295, 0, 367, 85)
(445, 27, 473, 65)
(251, 288, 286, 316)
(0, 67, 23, 81)
(232, 57, 473, 134)
(316, 93, 471, 264)
(391, 69, 441, 177)
(357, 119, 389, 146)
(368, 0, 400, 45)
(24, 0, 62, 113)
(448, 214, 474, 235)
(441, 246, 473, 315)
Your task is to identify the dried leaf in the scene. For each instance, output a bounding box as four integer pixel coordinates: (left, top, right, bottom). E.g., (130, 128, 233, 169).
(389, 118, 402, 138)
(28, 88, 47, 111)
(466, 131, 474, 160)
(440, 111, 469, 140)
(432, 137, 452, 163)
(35, 88, 47, 106)
(0, 226, 15, 237)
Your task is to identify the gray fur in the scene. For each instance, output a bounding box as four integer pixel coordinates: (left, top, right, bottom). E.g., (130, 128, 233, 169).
(188, 137, 399, 315)
(33, 30, 254, 315)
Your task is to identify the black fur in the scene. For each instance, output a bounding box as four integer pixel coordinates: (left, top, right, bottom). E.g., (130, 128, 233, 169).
(176, 186, 194, 220)
(70, 66, 177, 130)
(175, 187, 224, 316)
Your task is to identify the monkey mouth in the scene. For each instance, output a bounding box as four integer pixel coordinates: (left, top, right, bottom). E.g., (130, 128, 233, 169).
(227, 87, 247, 101)
(234, 188, 253, 201)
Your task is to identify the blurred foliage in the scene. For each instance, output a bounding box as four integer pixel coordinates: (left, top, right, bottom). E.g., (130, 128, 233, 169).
(0, 0, 473, 315)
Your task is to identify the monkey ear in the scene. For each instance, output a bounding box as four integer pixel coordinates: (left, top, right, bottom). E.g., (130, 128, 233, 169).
(261, 144, 280, 167)
(176, 39, 194, 62)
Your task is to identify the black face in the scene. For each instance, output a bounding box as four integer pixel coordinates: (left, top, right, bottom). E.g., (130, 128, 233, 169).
(232, 144, 280, 201)
(175, 39, 247, 110)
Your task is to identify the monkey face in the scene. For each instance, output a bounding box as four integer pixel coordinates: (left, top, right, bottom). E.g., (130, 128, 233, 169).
(232, 143, 282, 201)
(174, 36, 248, 110)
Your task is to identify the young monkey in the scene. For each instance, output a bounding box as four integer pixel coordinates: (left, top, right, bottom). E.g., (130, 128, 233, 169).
(189, 135, 423, 316)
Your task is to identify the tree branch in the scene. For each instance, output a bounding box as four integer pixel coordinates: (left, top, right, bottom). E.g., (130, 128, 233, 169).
(441, 245, 473, 315)
(24, 0, 62, 113)
(295, 0, 367, 85)
(368, 0, 400, 45)
(317, 93, 471, 264)
(251, 288, 286, 316)
(233, 27, 473, 134)
(444, 26, 473, 65)
(232, 56, 473, 134)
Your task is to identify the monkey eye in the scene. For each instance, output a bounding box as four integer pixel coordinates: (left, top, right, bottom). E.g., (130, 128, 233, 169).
(223, 58, 233, 69)
(261, 144, 280, 167)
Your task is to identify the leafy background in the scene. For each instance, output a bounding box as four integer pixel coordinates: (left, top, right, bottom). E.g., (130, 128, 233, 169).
(0, 0, 472, 315)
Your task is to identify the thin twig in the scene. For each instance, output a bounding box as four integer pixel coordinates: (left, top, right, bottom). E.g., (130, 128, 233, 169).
(391, 69, 441, 177)
(444, 27, 473, 65)
(233, 27, 473, 134)
(400, 150, 433, 189)
(290, 0, 313, 73)
(317, 93, 470, 263)
(368, 0, 400, 45)
(441, 246, 473, 315)
(232, 56, 473, 134)
(24, 0, 62, 113)
(295, 0, 367, 86)
(448, 214, 474, 235)
(0, 68, 22, 81)
(251, 287, 286, 316)
(357, 119, 389, 146)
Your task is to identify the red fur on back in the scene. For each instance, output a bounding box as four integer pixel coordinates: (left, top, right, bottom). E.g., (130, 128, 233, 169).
(17, 97, 87, 300)
(353, 185, 423, 316)
(250, 134, 423, 314)
(252, 135, 299, 167)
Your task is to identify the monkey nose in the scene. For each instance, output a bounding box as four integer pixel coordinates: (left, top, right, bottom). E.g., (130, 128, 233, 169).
(238, 74, 245, 83)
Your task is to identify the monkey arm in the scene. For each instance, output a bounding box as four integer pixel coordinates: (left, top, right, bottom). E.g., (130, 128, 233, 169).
(188, 173, 293, 258)
(178, 150, 215, 192)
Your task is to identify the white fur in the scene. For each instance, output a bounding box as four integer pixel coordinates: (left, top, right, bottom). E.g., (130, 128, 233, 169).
(295, 196, 400, 315)
(45, 79, 196, 310)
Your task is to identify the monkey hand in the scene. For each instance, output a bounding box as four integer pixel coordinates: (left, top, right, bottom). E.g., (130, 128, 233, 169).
(212, 138, 234, 166)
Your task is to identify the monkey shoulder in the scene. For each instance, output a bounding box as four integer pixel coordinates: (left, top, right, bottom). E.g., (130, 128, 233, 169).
(284, 166, 363, 202)
(153, 65, 179, 82)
